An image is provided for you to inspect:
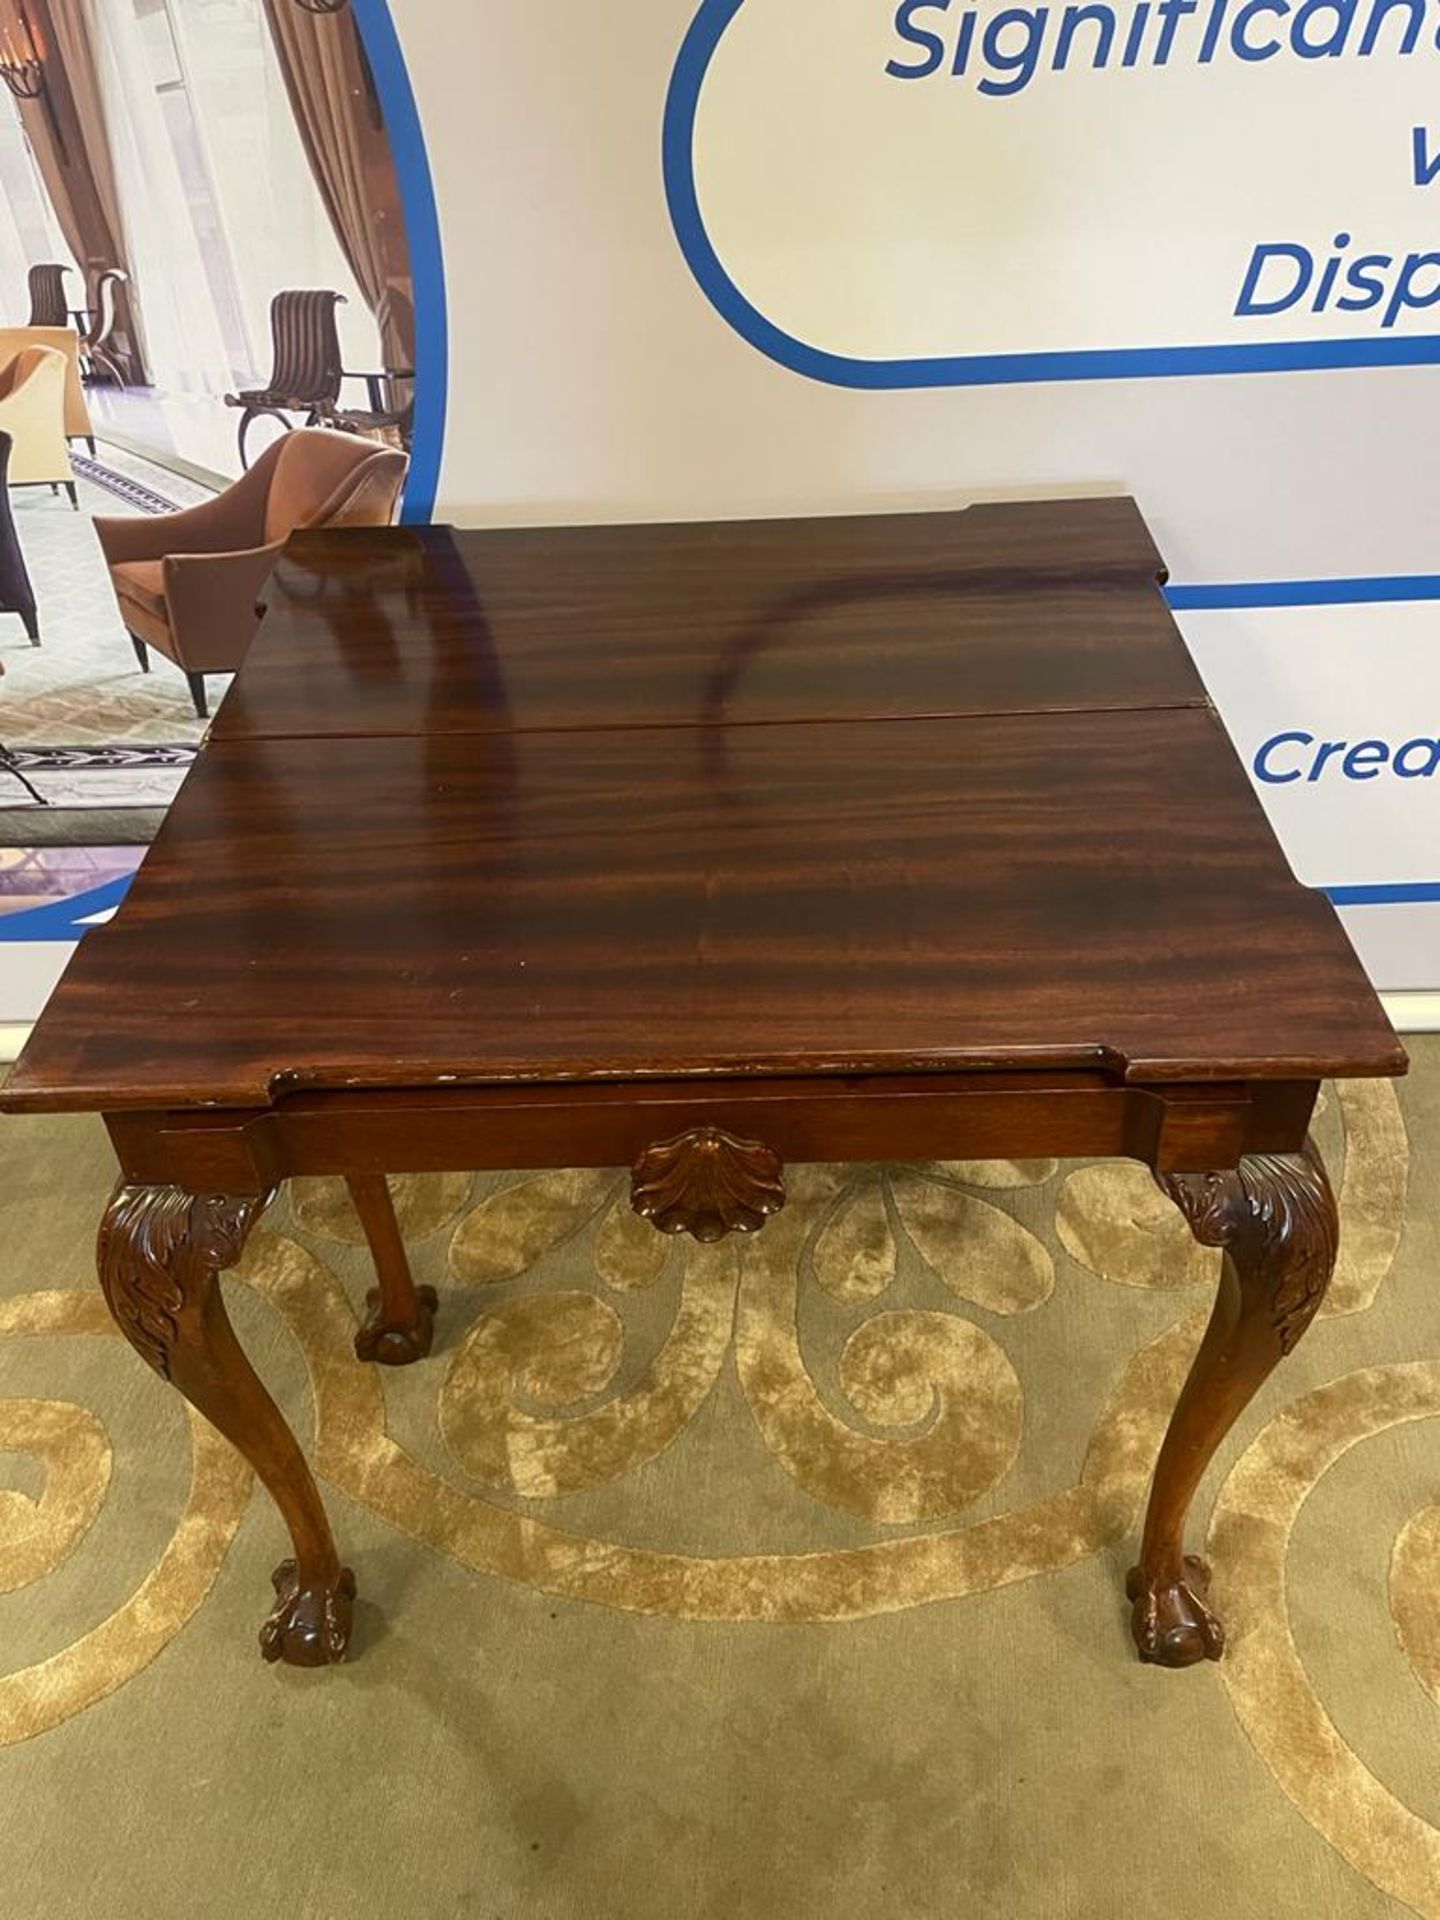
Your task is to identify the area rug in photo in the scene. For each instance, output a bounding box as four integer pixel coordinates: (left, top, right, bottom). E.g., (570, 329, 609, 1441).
(0, 744, 197, 811)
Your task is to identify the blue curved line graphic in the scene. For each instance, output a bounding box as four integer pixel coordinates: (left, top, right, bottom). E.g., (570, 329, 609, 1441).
(352, 0, 447, 520)
(663, 0, 1440, 388)
(0, 876, 134, 946)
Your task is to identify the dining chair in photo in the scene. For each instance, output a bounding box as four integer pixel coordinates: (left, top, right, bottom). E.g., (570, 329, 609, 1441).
(26, 263, 71, 330)
(330, 366, 415, 451)
(83, 268, 131, 386)
(224, 289, 347, 469)
(332, 284, 416, 450)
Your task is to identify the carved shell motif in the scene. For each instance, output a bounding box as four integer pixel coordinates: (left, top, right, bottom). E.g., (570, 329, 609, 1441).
(630, 1128, 786, 1243)
(1159, 1139, 1338, 1354)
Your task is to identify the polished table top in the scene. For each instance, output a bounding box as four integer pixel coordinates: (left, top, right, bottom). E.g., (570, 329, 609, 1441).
(211, 497, 1207, 741)
(3, 500, 1403, 1114)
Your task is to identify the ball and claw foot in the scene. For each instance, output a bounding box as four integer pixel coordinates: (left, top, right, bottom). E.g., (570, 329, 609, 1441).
(259, 1559, 356, 1667)
(353, 1284, 438, 1366)
(1126, 1556, 1225, 1668)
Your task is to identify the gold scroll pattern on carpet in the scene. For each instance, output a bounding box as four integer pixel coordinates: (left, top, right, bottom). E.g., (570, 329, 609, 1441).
(3, 1080, 1439, 1915)
(0, 1289, 250, 1747)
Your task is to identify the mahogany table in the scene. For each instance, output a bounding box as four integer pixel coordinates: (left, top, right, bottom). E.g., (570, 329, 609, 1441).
(0, 500, 1405, 1670)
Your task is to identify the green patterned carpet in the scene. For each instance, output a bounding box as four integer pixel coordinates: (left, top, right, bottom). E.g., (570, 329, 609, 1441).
(0, 1054, 1437, 1918)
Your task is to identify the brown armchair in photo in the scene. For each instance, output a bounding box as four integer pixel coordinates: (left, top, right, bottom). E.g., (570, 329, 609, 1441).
(95, 428, 408, 719)
(224, 289, 346, 469)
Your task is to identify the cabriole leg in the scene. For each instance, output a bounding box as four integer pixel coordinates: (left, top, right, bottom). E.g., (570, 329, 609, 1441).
(97, 1182, 356, 1667)
(1128, 1138, 1338, 1667)
(346, 1172, 437, 1365)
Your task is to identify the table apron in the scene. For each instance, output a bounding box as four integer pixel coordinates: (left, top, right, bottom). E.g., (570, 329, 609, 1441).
(103, 1075, 1319, 1193)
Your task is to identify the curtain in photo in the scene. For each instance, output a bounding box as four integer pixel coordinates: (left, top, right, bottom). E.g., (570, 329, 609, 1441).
(0, 0, 148, 379)
(87, 0, 240, 398)
(259, 0, 414, 376)
(0, 104, 76, 317)
(85, 0, 372, 407)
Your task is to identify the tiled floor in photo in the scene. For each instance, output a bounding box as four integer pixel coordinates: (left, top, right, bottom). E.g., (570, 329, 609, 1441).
(88, 383, 259, 488)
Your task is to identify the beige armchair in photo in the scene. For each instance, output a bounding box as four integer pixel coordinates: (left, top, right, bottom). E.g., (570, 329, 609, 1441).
(0, 347, 77, 505)
(0, 328, 95, 451)
(95, 428, 408, 718)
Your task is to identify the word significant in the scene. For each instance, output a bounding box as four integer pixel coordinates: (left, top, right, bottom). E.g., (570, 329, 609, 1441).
(886, 0, 1433, 96)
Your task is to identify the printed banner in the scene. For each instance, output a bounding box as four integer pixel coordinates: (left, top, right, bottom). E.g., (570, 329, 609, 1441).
(668, 0, 1440, 383)
(1175, 594, 1440, 899)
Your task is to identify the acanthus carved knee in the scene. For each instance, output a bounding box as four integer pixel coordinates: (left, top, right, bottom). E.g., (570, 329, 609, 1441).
(1157, 1136, 1338, 1353)
(97, 1184, 274, 1378)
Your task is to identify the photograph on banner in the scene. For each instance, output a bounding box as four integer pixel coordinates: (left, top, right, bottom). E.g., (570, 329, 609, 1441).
(0, 0, 417, 1025)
